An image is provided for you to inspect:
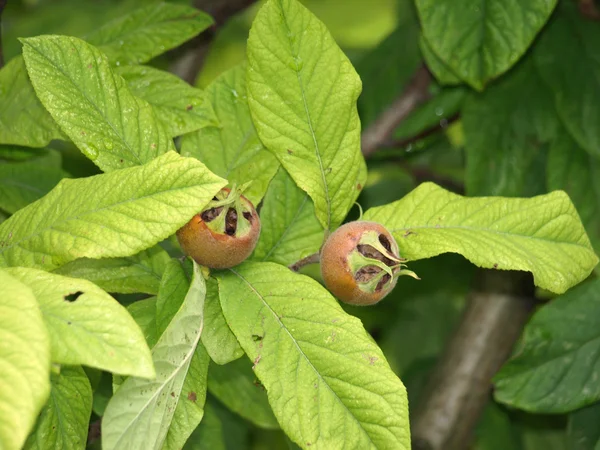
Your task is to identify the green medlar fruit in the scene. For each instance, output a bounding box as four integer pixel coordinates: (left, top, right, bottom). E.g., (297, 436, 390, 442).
(320, 221, 418, 306)
(177, 186, 260, 269)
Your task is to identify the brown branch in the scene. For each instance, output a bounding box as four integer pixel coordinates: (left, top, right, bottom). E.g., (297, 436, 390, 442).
(382, 112, 460, 149)
(579, 0, 600, 20)
(289, 252, 320, 272)
(361, 65, 433, 157)
(411, 270, 536, 450)
(169, 0, 257, 84)
(0, 0, 7, 69)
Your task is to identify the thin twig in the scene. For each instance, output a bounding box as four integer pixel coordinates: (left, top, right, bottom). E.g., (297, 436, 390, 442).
(288, 253, 320, 272)
(169, 0, 256, 84)
(361, 65, 433, 157)
(382, 113, 460, 149)
(0, 0, 7, 69)
(579, 0, 600, 20)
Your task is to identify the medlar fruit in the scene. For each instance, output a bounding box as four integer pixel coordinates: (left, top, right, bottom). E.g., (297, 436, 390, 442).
(177, 186, 260, 269)
(320, 221, 418, 306)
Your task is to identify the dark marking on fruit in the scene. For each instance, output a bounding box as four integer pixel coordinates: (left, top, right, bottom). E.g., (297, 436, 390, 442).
(225, 208, 237, 235)
(243, 211, 252, 222)
(354, 265, 381, 282)
(357, 244, 394, 267)
(376, 273, 391, 291)
(201, 206, 223, 222)
(64, 291, 83, 302)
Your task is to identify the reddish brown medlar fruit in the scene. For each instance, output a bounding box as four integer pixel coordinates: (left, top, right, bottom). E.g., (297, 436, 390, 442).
(177, 186, 260, 269)
(320, 221, 418, 306)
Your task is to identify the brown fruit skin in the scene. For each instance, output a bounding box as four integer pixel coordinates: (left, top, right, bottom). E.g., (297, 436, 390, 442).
(320, 221, 399, 306)
(176, 193, 261, 269)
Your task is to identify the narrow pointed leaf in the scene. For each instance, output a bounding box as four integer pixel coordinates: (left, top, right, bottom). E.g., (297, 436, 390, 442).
(0, 150, 66, 214)
(252, 167, 324, 266)
(201, 278, 243, 365)
(0, 270, 50, 450)
(21, 35, 174, 172)
(495, 279, 600, 413)
(116, 65, 218, 138)
(7, 267, 154, 378)
(102, 262, 208, 450)
(217, 262, 410, 449)
(24, 366, 92, 450)
(181, 64, 279, 205)
(416, 0, 557, 89)
(208, 358, 278, 429)
(0, 57, 63, 147)
(86, 3, 213, 66)
(363, 182, 598, 294)
(0, 151, 226, 270)
(53, 246, 171, 295)
(246, 0, 367, 229)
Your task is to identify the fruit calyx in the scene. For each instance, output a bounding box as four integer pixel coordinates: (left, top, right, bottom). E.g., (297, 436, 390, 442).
(200, 183, 255, 238)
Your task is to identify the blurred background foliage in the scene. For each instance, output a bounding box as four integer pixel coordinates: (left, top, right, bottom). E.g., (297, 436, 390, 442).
(3, 0, 599, 449)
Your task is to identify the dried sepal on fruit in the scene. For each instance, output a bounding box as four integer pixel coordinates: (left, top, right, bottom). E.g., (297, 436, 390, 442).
(320, 221, 418, 306)
(176, 184, 261, 269)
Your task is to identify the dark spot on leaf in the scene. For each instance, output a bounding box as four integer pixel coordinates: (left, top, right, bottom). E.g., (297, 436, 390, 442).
(252, 334, 263, 341)
(170, 391, 175, 397)
(357, 183, 362, 190)
(493, 263, 498, 269)
(186, 104, 193, 111)
(87, 63, 92, 69)
(64, 291, 83, 302)
(67, 321, 72, 325)
(287, 149, 293, 154)
(151, 143, 157, 149)
(188, 392, 197, 402)
(120, 159, 123, 163)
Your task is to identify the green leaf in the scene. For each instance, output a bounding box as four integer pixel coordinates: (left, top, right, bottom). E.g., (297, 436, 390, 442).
(419, 36, 462, 86)
(0, 151, 226, 270)
(0, 270, 50, 450)
(547, 130, 600, 255)
(463, 56, 558, 196)
(356, 8, 421, 128)
(473, 402, 522, 450)
(0, 149, 66, 214)
(495, 279, 600, 413)
(53, 245, 170, 295)
(85, 3, 213, 66)
(535, 2, 600, 157)
(102, 261, 208, 450)
(128, 296, 159, 349)
(416, 0, 557, 89)
(0, 57, 64, 147)
(24, 366, 92, 450)
(163, 345, 210, 450)
(156, 259, 190, 338)
(21, 35, 175, 172)
(181, 64, 279, 206)
(116, 65, 218, 138)
(568, 402, 600, 450)
(363, 182, 598, 294)
(252, 167, 324, 266)
(246, 0, 367, 229)
(201, 278, 243, 365)
(6, 267, 154, 378)
(208, 358, 278, 429)
(217, 262, 410, 449)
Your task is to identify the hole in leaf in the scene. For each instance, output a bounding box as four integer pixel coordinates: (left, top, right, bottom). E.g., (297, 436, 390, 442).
(64, 291, 83, 302)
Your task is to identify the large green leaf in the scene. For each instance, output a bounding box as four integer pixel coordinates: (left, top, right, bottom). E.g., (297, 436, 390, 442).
(7, 267, 154, 378)
(463, 56, 558, 196)
(207, 358, 278, 429)
(246, 0, 367, 229)
(252, 167, 324, 266)
(85, 3, 213, 66)
(217, 262, 410, 449)
(0, 149, 66, 214)
(495, 279, 600, 413)
(568, 402, 600, 450)
(201, 278, 243, 365)
(535, 1, 600, 157)
(0, 151, 226, 270)
(363, 182, 598, 294)
(0, 270, 50, 450)
(155, 258, 190, 339)
(53, 245, 170, 295)
(116, 65, 218, 138)
(128, 296, 159, 349)
(0, 57, 63, 147)
(547, 130, 600, 255)
(23, 366, 92, 450)
(102, 261, 209, 450)
(416, 0, 557, 90)
(419, 36, 462, 86)
(21, 35, 174, 172)
(181, 64, 279, 206)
